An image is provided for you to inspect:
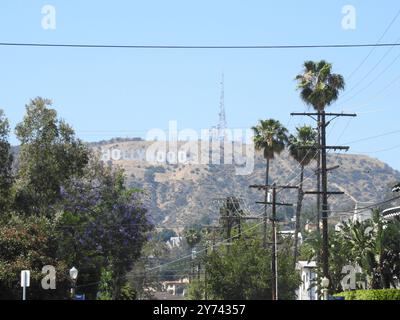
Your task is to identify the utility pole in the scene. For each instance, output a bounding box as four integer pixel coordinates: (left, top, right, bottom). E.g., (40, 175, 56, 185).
(250, 183, 297, 300)
(204, 245, 208, 300)
(316, 112, 321, 243)
(291, 111, 357, 282)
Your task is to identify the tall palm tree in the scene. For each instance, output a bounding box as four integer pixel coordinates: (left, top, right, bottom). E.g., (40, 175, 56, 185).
(295, 60, 345, 279)
(288, 125, 318, 266)
(295, 60, 345, 111)
(252, 119, 288, 247)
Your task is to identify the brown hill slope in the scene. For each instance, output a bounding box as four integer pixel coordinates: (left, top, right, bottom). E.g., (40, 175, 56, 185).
(91, 140, 400, 228)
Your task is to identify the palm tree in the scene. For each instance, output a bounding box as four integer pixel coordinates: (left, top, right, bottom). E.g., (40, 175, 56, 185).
(288, 125, 318, 266)
(252, 119, 288, 247)
(295, 60, 345, 111)
(295, 60, 345, 278)
(184, 228, 202, 249)
(341, 209, 400, 289)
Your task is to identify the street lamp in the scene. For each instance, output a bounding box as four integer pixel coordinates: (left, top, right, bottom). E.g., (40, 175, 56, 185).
(321, 276, 330, 301)
(69, 267, 78, 299)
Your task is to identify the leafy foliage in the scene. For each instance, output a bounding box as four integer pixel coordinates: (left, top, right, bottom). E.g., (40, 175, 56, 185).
(335, 289, 400, 300)
(59, 159, 153, 299)
(0, 110, 13, 214)
(0, 215, 70, 299)
(191, 233, 301, 300)
(252, 119, 288, 160)
(302, 210, 400, 292)
(295, 60, 345, 111)
(14, 97, 89, 216)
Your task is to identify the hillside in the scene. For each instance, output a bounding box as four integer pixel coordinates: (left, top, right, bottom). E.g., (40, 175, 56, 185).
(90, 139, 400, 228)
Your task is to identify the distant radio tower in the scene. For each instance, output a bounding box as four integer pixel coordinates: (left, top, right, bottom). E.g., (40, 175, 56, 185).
(217, 72, 227, 141)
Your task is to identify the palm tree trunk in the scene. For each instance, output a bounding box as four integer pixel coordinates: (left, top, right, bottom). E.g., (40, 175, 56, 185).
(293, 165, 304, 267)
(263, 157, 270, 248)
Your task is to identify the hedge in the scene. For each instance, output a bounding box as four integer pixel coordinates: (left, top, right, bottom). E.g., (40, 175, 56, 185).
(335, 289, 400, 300)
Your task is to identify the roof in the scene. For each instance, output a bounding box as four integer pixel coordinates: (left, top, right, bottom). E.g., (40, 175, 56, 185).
(162, 279, 189, 285)
(152, 292, 185, 300)
(382, 206, 400, 219)
(296, 261, 317, 270)
(392, 183, 400, 193)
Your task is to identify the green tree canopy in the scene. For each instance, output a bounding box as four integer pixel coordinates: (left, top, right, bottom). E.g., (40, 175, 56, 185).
(295, 60, 345, 111)
(189, 233, 300, 300)
(14, 97, 89, 216)
(0, 109, 13, 214)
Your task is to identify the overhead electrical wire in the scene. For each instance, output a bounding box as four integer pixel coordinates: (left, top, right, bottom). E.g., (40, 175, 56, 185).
(1, 42, 400, 50)
(344, 6, 400, 82)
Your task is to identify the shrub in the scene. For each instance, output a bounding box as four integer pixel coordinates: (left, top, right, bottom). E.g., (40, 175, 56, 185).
(335, 289, 400, 300)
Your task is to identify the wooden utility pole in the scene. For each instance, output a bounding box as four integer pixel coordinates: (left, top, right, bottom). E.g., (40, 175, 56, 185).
(250, 183, 297, 300)
(291, 111, 356, 282)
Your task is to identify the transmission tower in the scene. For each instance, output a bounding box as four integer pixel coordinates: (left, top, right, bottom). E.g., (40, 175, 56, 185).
(216, 72, 227, 142)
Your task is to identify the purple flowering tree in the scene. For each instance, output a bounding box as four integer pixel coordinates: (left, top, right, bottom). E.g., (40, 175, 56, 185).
(60, 159, 153, 299)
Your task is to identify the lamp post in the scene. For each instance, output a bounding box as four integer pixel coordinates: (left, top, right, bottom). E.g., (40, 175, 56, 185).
(321, 276, 330, 301)
(69, 267, 78, 299)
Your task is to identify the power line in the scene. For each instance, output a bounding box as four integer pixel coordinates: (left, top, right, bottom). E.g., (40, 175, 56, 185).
(2, 42, 400, 50)
(342, 129, 400, 145)
(339, 48, 400, 106)
(344, 6, 400, 82)
(328, 195, 400, 214)
(340, 36, 400, 99)
(351, 144, 400, 154)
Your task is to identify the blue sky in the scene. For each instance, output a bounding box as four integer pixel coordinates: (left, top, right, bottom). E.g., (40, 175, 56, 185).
(1, 1, 400, 170)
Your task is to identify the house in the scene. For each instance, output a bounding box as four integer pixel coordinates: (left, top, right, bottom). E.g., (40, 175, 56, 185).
(382, 206, 400, 220)
(161, 278, 190, 297)
(166, 236, 183, 249)
(296, 261, 319, 300)
(304, 221, 322, 233)
(279, 230, 303, 245)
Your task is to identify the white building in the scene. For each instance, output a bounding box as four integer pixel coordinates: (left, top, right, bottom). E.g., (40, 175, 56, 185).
(279, 230, 303, 246)
(161, 278, 189, 296)
(296, 261, 319, 300)
(382, 206, 400, 220)
(166, 236, 183, 249)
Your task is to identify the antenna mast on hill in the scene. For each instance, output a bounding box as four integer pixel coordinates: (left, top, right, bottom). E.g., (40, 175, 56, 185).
(217, 72, 227, 142)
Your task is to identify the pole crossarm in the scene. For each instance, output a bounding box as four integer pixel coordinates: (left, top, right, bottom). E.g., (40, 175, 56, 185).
(290, 112, 357, 117)
(249, 184, 299, 190)
(304, 191, 344, 195)
(296, 145, 349, 151)
(220, 216, 262, 220)
(256, 201, 293, 206)
(323, 146, 349, 151)
(315, 165, 340, 173)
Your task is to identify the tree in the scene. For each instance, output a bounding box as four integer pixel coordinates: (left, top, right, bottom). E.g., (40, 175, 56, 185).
(0, 214, 70, 300)
(59, 159, 153, 300)
(0, 110, 13, 214)
(184, 228, 202, 249)
(288, 125, 318, 266)
(295, 61, 345, 279)
(295, 61, 345, 111)
(193, 233, 300, 300)
(14, 97, 89, 216)
(302, 210, 400, 293)
(156, 229, 177, 242)
(252, 119, 288, 247)
(340, 210, 400, 289)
